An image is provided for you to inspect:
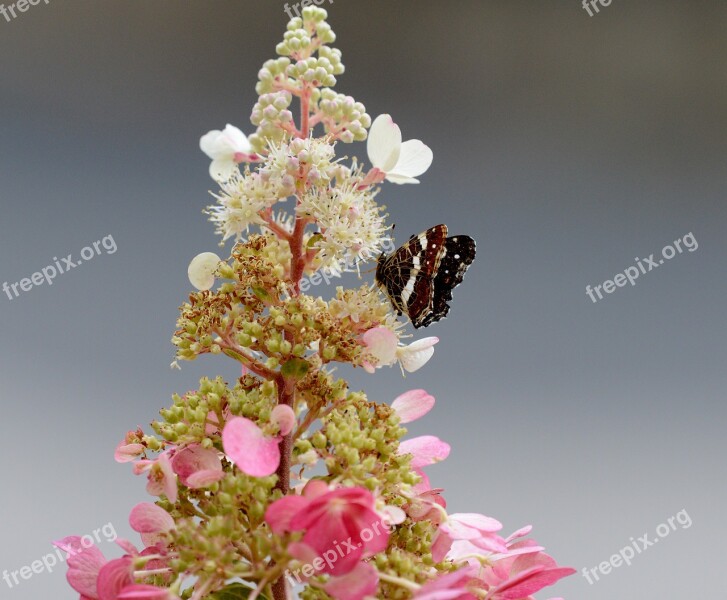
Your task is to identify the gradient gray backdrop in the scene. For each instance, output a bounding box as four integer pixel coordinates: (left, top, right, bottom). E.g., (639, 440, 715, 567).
(1, 1, 725, 598)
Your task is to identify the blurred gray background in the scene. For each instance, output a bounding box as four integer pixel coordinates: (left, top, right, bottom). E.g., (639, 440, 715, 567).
(1, 1, 725, 598)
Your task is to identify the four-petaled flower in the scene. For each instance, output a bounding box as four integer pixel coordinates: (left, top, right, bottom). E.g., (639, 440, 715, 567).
(362, 326, 439, 373)
(265, 483, 389, 577)
(367, 114, 434, 184)
(200, 124, 256, 181)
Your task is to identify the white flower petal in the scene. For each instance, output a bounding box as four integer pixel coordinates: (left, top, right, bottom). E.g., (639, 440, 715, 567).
(221, 124, 251, 154)
(188, 252, 221, 291)
(209, 158, 239, 182)
(367, 114, 402, 172)
(384, 173, 422, 185)
(390, 139, 433, 181)
(404, 336, 439, 352)
(396, 337, 439, 373)
(200, 124, 250, 159)
(200, 129, 224, 159)
(398, 345, 435, 373)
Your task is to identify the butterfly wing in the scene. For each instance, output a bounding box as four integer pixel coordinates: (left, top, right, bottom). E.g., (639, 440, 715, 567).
(416, 234, 476, 328)
(376, 224, 475, 328)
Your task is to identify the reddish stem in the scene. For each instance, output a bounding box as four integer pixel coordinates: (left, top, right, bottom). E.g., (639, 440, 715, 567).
(271, 82, 313, 600)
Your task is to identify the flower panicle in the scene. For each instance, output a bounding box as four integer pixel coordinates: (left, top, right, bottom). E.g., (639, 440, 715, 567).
(57, 8, 575, 600)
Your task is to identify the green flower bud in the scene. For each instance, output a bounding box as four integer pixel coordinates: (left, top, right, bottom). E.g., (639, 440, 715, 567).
(311, 432, 327, 449)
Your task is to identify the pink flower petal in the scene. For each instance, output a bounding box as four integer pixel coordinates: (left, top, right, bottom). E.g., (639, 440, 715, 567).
(493, 566, 576, 599)
(288, 541, 319, 562)
(271, 404, 296, 436)
(362, 326, 398, 367)
(133, 459, 153, 476)
(129, 503, 174, 534)
(398, 436, 451, 468)
(505, 525, 533, 543)
(391, 389, 435, 423)
(324, 561, 379, 600)
(145, 452, 177, 503)
(450, 513, 503, 533)
(114, 442, 144, 463)
(66, 546, 107, 598)
(185, 469, 225, 488)
(97, 557, 133, 600)
(265, 495, 310, 535)
(158, 453, 178, 503)
(303, 479, 331, 498)
(171, 445, 223, 488)
(118, 584, 175, 599)
(431, 530, 454, 563)
(223, 417, 281, 477)
(115, 539, 140, 556)
(414, 566, 479, 600)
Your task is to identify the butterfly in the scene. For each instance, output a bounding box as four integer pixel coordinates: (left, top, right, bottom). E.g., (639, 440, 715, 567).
(375, 224, 476, 328)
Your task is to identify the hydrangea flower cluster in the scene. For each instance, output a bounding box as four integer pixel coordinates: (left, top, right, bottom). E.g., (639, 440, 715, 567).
(57, 8, 574, 600)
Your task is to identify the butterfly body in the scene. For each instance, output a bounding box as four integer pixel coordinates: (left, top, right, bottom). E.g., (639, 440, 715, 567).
(375, 224, 476, 328)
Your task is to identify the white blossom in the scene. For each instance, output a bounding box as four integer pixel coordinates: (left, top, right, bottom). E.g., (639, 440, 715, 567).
(206, 170, 287, 242)
(188, 252, 222, 291)
(367, 114, 433, 184)
(200, 124, 254, 182)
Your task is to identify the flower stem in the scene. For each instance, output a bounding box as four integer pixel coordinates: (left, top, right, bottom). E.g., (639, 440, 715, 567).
(271, 375, 295, 600)
(274, 376, 294, 495)
(270, 84, 313, 600)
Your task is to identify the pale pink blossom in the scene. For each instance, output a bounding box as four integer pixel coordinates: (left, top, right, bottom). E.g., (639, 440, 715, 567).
(114, 442, 145, 463)
(398, 435, 451, 468)
(391, 389, 435, 423)
(413, 566, 479, 600)
(431, 513, 508, 563)
(138, 451, 178, 503)
(478, 541, 576, 599)
(271, 404, 296, 436)
(52, 536, 141, 600)
(362, 326, 439, 373)
(222, 416, 281, 477)
(97, 558, 134, 600)
(405, 486, 447, 523)
(118, 584, 179, 600)
(324, 561, 379, 600)
(129, 503, 175, 548)
(170, 444, 224, 489)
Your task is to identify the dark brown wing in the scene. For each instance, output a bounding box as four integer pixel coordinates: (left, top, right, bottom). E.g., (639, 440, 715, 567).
(415, 234, 476, 328)
(375, 225, 448, 322)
